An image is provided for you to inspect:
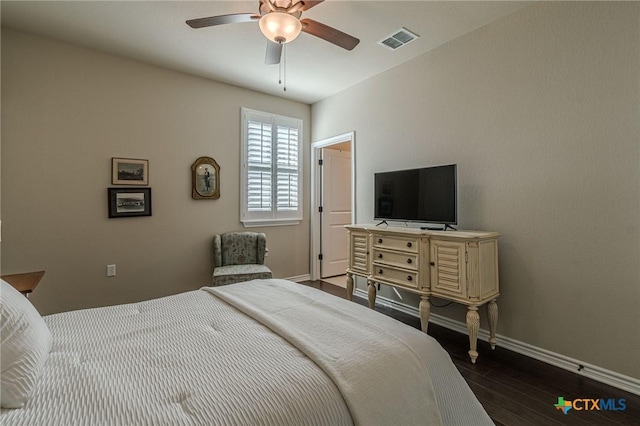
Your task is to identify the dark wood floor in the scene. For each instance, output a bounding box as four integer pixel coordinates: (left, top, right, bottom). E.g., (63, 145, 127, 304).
(302, 280, 640, 426)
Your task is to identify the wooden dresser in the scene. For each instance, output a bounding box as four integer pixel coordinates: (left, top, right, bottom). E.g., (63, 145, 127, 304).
(346, 224, 499, 363)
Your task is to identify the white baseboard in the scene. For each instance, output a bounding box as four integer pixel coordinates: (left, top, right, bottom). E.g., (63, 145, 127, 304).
(285, 274, 311, 283)
(354, 289, 640, 396)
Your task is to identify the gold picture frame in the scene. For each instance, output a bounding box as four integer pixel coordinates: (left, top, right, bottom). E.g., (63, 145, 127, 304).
(191, 156, 220, 199)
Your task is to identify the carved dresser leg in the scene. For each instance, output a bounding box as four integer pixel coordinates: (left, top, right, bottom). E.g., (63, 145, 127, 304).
(367, 280, 377, 309)
(346, 273, 354, 302)
(419, 295, 431, 333)
(466, 306, 480, 364)
(487, 299, 498, 350)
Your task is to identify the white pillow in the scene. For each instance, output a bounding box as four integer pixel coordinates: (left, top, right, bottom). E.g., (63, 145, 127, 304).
(1, 279, 52, 408)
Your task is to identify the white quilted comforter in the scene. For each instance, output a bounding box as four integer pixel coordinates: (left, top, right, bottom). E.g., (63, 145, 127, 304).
(1, 279, 493, 426)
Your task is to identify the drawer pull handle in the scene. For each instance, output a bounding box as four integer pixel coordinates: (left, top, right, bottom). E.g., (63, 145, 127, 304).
(407, 276, 413, 282)
(407, 242, 412, 248)
(406, 259, 412, 264)
(378, 238, 383, 244)
(430, 261, 435, 266)
(378, 269, 383, 274)
(378, 253, 383, 259)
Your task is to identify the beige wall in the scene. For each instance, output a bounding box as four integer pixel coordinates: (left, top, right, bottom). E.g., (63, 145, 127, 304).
(312, 2, 640, 378)
(1, 29, 311, 315)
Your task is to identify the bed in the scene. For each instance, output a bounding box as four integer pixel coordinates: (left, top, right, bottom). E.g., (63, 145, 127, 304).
(1, 278, 493, 425)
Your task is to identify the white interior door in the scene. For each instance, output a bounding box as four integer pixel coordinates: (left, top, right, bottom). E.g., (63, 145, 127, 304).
(320, 148, 352, 278)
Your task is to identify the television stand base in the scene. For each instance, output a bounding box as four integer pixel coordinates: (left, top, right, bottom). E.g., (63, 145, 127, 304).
(420, 224, 457, 231)
(375, 220, 389, 226)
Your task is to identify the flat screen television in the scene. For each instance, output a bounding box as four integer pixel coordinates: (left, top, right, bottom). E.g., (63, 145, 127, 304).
(374, 164, 457, 226)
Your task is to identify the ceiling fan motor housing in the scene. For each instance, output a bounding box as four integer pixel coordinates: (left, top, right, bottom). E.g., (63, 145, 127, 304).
(259, 0, 302, 18)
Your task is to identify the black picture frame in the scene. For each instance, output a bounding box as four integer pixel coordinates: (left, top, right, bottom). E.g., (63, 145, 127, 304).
(108, 188, 152, 218)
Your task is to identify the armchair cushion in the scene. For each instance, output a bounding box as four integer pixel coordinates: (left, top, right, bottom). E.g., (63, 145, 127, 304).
(212, 265, 272, 286)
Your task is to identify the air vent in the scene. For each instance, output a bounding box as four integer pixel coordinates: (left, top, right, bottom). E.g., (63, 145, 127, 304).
(378, 27, 419, 51)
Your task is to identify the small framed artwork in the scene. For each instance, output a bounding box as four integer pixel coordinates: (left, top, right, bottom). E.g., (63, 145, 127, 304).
(112, 157, 149, 185)
(191, 156, 220, 199)
(108, 188, 152, 218)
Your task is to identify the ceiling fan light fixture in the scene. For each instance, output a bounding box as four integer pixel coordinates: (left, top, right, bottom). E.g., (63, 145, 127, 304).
(259, 12, 302, 43)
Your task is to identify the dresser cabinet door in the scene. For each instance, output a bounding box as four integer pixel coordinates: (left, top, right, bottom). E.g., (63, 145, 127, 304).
(349, 231, 370, 275)
(430, 240, 467, 300)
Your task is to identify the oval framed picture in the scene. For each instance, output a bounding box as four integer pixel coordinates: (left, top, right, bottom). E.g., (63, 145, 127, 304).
(191, 156, 220, 199)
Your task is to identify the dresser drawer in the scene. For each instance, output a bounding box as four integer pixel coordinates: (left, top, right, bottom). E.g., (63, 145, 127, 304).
(372, 248, 418, 271)
(372, 264, 418, 289)
(372, 234, 419, 253)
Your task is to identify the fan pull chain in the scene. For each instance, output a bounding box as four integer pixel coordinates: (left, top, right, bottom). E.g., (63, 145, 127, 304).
(278, 43, 282, 85)
(276, 42, 287, 92)
(283, 43, 287, 92)
(278, 43, 287, 92)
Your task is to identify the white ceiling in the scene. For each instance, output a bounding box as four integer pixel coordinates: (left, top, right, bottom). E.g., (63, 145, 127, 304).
(1, 1, 532, 104)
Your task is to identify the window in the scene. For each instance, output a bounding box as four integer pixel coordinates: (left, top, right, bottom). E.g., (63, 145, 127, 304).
(241, 108, 303, 226)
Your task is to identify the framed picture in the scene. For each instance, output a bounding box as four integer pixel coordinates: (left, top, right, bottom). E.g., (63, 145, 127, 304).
(108, 188, 152, 218)
(112, 157, 149, 185)
(191, 156, 220, 199)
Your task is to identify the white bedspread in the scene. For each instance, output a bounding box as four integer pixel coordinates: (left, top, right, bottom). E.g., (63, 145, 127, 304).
(1, 286, 352, 425)
(1, 279, 493, 426)
(205, 279, 442, 426)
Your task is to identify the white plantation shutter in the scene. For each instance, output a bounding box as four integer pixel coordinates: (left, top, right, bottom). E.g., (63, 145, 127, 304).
(276, 125, 299, 211)
(247, 120, 272, 211)
(241, 108, 303, 226)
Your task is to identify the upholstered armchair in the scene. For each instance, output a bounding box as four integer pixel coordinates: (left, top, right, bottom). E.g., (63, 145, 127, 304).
(212, 232, 273, 286)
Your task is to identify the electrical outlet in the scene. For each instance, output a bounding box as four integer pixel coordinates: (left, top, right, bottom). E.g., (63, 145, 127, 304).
(106, 264, 116, 277)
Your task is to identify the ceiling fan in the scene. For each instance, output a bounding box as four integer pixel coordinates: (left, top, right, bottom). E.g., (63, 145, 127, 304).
(186, 0, 360, 65)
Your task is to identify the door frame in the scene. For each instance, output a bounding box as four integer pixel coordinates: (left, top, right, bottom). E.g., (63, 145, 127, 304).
(310, 132, 356, 281)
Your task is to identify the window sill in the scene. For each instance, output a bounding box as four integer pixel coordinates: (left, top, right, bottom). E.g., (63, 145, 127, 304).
(242, 219, 301, 228)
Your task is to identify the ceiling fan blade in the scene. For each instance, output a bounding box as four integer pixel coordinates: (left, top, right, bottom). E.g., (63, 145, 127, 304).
(265, 0, 323, 14)
(287, 0, 324, 13)
(300, 18, 360, 51)
(298, 1, 325, 11)
(265, 41, 283, 65)
(186, 13, 259, 29)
